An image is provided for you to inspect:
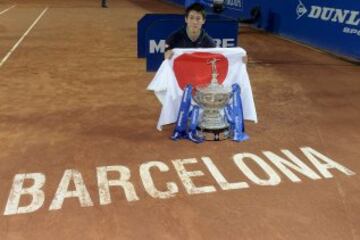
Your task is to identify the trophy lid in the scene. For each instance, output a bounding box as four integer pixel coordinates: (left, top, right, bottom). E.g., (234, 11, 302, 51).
(195, 58, 231, 94)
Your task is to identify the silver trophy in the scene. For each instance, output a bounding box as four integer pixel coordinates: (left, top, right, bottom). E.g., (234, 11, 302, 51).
(193, 58, 232, 141)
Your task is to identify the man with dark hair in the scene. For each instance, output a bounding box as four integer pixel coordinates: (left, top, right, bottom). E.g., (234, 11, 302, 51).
(164, 3, 216, 59)
(101, 0, 107, 8)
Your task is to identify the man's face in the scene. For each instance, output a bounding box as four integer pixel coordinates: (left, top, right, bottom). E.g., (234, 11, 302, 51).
(185, 10, 205, 33)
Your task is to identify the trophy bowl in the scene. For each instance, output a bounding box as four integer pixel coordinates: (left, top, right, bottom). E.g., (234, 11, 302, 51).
(193, 81, 232, 141)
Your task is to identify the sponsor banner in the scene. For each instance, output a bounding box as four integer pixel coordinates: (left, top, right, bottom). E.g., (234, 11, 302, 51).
(139, 14, 238, 71)
(185, 0, 243, 10)
(171, 0, 186, 5)
(241, 0, 360, 61)
(137, 14, 183, 58)
(185, 0, 245, 19)
(290, 0, 360, 60)
(253, 0, 360, 61)
(164, 0, 360, 61)
(202, 0, 243, 11)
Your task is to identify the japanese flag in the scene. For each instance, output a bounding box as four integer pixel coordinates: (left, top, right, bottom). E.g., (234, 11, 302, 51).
(147, 47, 258, 130)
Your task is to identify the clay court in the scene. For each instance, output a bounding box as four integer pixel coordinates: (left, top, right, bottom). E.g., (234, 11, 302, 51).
(0, 0, 359, 239)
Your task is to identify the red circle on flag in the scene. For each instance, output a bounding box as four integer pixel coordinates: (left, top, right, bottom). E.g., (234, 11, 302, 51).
(173, 52, 228, 90)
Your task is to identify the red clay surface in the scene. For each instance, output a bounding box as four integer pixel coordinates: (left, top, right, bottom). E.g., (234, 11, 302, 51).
(0, 0, 359, 239)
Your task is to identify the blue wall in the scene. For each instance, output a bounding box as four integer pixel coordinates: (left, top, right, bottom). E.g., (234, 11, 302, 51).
(165, 0, 360, 61)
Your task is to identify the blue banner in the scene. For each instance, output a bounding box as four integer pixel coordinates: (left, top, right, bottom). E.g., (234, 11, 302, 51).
(137, 14, 183, 58)
(171, 84, 193, 140)
(249, 0, 360, 61)
(278, 0, 360, 61)
(163, 0, 360, 61)
(138, 14, 239, 71)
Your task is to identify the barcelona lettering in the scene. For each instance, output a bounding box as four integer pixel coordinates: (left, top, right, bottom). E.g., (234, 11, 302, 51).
(3, 146, 355, 216)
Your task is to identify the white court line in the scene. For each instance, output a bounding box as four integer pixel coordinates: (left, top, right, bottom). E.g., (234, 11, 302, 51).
(0, 7, 48, 68)
(0, 5, 16, 15)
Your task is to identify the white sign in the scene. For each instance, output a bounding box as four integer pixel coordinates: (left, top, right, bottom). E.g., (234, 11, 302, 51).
(149, 38, 236, 53)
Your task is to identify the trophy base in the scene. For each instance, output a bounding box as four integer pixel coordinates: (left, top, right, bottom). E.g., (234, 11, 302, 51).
(196, 126, 230, 141)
